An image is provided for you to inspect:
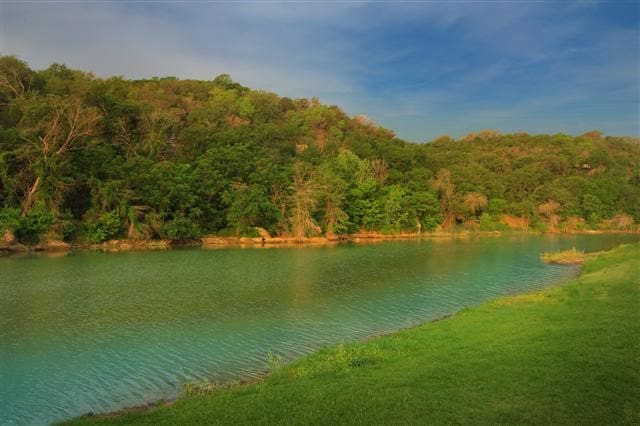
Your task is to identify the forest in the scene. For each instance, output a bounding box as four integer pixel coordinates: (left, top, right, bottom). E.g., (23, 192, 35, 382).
(1, 56, 639, 245)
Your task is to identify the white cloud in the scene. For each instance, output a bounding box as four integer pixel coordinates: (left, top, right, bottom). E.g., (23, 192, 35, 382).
(1, 1, 356, 97)
(1, 1, 637, 141)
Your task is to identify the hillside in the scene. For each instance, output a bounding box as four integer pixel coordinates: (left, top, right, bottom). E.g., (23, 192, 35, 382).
(1, 56, 639, 245)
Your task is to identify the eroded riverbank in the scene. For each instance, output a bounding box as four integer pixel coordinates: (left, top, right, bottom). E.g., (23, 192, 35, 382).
(2, 228, 638, 255)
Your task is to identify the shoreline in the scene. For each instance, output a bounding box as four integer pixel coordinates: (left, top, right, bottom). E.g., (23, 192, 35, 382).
(63, 242, 638, 424)
(69, 309, 464, 422)
(2, 229, 638, 255)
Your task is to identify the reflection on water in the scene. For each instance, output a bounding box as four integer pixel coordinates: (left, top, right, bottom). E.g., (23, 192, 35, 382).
(0, 234, 636, 425)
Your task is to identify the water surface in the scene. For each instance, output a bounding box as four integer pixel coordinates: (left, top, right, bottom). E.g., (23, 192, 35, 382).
(0, 234, 636, 425)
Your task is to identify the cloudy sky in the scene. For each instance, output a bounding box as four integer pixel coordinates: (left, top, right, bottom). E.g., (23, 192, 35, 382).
(1, 1, 638, 141)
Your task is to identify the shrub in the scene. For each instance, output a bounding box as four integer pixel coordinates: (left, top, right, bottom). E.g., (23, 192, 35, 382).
(487, 198, 509, 215)
(0, 208, 21, 233)
(15, 208, 54, 244)
(163, 216, 201, 240)
(479, 213, 496, 231)
(422, 215, 441, 231)
(266, 352, 285, 372)
(599, 214, 635, 230)
(48, 212, 77, 241)
(86, 212, 121, 243)
(479, 213, 508, 231)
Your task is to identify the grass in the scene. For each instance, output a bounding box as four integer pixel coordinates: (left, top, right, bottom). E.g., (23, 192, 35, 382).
(541, 247, 586, 264)
(66, 243, 640, 425)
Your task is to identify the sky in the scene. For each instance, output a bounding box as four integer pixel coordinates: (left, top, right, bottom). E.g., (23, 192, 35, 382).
(1, 1, 638, 142)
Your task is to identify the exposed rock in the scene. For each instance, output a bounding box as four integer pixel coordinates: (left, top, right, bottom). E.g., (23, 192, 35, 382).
(92, 239, 171, 252)
(325, 232, 339, 241)
(0, 242, 27, 253)
(263, 237, 287, 244)
(201, 236, 244, 246)
(170, 239, 202, 248)
(42, 240, 71, 251)
(239, 237, 258, 244)
(2, 229, 16, 245)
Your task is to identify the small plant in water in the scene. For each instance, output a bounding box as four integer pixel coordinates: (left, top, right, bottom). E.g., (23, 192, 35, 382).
(266, 351, 285, 372)
(458, 306, 472, 315)
(541, 247, 586, 265)
(182, 378, 219, 397)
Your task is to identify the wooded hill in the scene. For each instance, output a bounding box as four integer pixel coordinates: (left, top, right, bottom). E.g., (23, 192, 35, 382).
(1, 56, 638, 244)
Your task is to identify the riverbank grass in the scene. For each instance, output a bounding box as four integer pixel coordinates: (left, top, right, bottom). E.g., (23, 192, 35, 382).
(67, 243, 639, 425)
(541, 246, 586, 264)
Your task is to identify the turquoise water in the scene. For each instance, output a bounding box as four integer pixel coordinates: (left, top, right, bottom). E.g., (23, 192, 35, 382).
(0, 234, 636, 425)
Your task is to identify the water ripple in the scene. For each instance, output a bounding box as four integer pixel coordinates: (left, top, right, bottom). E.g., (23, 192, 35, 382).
(0, 234, 637, 425)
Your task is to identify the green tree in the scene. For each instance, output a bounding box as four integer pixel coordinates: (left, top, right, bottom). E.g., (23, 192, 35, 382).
(464, 192, 488, 222)
(381, 185, 413, 233)
(288, 163, 321, 240)
(432, 169, 456, 228)
(225, 184, 281, 236)
(538, 200, 561, 232)
(409, 191, 441, 231)
(316, 163, 350, 235)
(15, 95, 101, 213)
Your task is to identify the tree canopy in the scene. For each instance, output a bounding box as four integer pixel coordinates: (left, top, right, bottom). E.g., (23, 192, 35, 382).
(1, 56, 638, 244)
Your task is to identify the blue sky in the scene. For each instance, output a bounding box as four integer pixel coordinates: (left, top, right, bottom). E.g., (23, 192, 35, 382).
(1, 1, 638, 141)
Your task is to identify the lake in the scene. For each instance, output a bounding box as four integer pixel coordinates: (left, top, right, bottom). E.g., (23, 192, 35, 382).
(0, 234, 637, 425)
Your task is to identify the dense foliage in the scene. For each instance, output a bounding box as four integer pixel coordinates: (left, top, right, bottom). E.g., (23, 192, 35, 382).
(1, 57, 638, 243)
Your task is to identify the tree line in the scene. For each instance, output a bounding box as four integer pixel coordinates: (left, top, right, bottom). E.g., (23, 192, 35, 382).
(1, 56, 638, 244)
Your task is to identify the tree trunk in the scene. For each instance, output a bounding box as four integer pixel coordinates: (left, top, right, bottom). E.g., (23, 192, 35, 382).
(441, 211, 455, 229)
(21, 175, 41, 214)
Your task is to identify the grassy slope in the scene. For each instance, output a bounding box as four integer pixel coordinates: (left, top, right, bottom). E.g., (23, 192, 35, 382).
(69, 244, 640, 425)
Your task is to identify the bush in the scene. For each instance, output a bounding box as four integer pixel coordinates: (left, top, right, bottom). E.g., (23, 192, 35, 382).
(478, 213, 507, 231)
(45, 212, 78, 241)
(0, 208, 21, 233)
(487, 198, 509, 215)
(86, 212, 121, 243)
(58, 216, 77, 241)
(163, 216, 201, 240)
(599, 214, 635, 230)
(421, 215, 441, 231)
(2, 208, 77, 244)
(15, 208, 54, 244)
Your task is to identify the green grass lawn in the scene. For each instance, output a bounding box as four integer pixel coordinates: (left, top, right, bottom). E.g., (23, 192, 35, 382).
(67, 243, 640, 425)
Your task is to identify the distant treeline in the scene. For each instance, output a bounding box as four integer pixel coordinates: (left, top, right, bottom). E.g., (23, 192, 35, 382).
(1, 56, 638, 244)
